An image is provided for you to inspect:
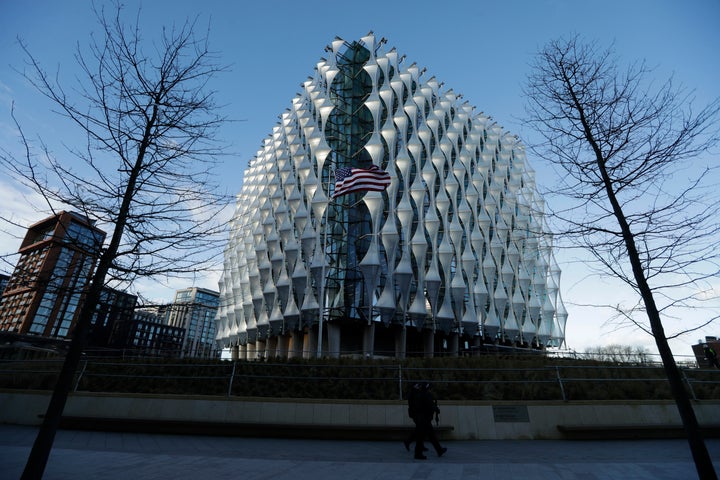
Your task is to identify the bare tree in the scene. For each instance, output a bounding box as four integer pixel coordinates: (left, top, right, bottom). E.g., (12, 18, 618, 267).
(583, 344, 651, 364)
(524, 35, 720, 479)
(0, 3, 230, 478)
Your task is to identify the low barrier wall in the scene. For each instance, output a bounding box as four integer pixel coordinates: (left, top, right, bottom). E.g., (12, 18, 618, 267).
(1, 390, 718, 440)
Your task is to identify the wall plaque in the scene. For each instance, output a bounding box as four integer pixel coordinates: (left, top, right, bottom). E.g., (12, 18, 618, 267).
(492, 405, 530, 423)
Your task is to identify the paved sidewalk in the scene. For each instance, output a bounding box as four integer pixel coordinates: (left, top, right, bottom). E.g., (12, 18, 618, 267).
(1, 424, 718, 479)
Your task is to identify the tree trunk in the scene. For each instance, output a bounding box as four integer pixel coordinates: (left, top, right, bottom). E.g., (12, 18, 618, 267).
(598, 155, 717, 480)
(20, 271, 107, 479)
(21, 107, 151, 479)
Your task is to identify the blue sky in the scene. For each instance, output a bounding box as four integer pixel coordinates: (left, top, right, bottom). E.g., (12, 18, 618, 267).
(1, 0, 719, 357)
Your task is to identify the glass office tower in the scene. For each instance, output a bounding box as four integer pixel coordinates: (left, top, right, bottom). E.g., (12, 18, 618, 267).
(167, 287, 220, 358)
(0, 211, 105, 338)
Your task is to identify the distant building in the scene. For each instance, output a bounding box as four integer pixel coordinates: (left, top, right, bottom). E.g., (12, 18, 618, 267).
(167, 287, 219, 358)
(86, 287, 138, 350)
(0, 273, 9, 296)
(109, 305, 184, 357)
(0, 211, 105, 338)
(692, 336, 720, 368)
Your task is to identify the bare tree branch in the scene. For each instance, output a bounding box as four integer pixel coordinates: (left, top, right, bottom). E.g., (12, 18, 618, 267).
(0, 3, 232, 477)
(524, 35, 720, 479)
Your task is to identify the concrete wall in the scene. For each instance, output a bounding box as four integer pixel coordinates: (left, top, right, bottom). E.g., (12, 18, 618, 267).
(1, 390, 718, 440)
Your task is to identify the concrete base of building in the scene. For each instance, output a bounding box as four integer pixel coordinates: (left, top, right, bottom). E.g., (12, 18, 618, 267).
(224, 321, 510, 360)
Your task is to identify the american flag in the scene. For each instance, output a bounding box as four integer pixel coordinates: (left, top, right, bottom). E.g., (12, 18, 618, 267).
(332, 165, 391, 198)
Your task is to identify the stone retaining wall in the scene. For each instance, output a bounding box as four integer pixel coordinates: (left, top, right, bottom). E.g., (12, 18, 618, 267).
(1, 390, 718, 440)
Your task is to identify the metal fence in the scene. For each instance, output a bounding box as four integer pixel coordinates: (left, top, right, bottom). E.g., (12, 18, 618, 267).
(1, 359, 719, 402)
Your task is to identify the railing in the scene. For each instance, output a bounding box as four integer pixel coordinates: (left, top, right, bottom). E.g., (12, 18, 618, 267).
(1, 359, 719, 402)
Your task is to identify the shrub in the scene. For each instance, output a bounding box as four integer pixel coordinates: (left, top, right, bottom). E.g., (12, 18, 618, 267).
(1, 355, 718, 401)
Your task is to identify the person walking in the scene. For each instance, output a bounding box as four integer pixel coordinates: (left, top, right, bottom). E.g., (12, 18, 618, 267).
(412, 383, 447, 460)
(404, 383, 422, 451)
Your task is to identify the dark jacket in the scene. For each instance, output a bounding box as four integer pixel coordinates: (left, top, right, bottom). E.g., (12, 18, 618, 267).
(417, 387, 440, 422)
(407, 384, 421, 420)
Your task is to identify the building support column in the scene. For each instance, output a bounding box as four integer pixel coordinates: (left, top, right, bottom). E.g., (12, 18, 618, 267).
(327, 322, 341, 358)
(231, 345, 239, 361)
(303, 329, 317, 359)
(473, 336, 482, 356)
(246, 342, 256, 361)
(266, 336, 278, 359)
(255, 340, 266, 360)
(277, 334, 290, 359)
(448, 332, 459, 357)
(363, 323, 375, 359)
(395, 326, 406, 359)
(423, 330, 434, 358)
(289, 330, 303, 359)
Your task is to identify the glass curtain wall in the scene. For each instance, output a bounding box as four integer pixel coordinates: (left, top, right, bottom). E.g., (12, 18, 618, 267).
(324, 42, 375, 323)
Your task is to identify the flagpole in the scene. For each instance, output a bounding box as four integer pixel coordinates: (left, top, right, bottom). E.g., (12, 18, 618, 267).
(317, 173, 332, 358)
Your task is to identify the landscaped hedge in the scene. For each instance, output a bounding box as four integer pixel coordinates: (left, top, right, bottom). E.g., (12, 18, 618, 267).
(1, 355, 718, 401)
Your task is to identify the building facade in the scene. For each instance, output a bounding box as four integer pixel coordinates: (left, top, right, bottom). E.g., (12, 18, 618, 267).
(215, 34, 566, 359)
(109, 306, 185, 357)
(86, 287, 138, 350)
(692, 336, 720, 368)
(0, 211, 105, 338)
(0, 273, 10, 296)
(167, 287, 219, 358)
